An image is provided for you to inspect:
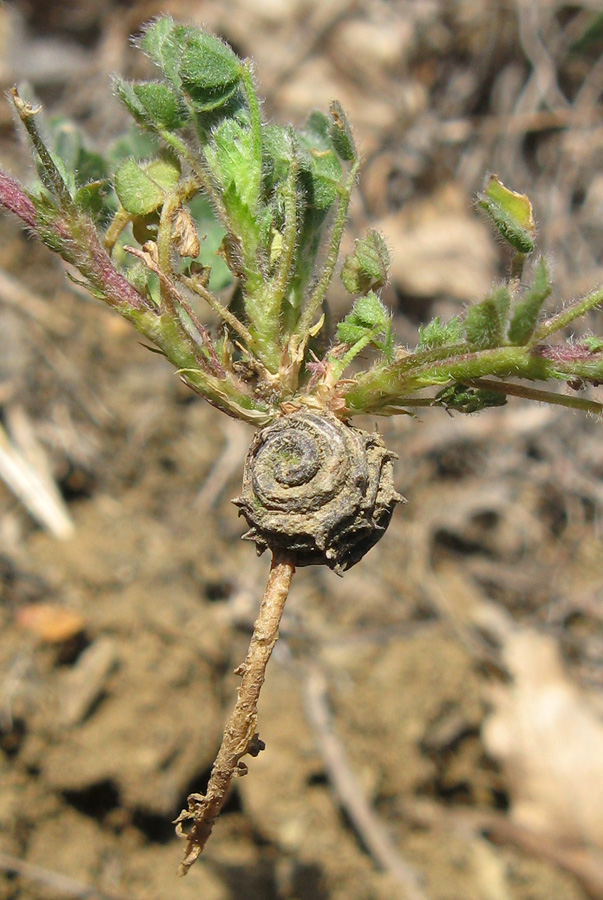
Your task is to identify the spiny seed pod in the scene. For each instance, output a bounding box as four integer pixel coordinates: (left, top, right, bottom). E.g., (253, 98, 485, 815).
(233, 412, 404, 573)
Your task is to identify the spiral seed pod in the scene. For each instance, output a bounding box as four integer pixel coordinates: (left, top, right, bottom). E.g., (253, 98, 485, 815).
(233, 411, 404, 573)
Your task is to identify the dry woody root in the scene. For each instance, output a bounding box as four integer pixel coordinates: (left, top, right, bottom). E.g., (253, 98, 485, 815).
(174, 551, 295, 873)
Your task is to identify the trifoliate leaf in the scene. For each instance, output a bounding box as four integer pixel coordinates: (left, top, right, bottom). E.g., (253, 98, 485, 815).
(508, 256, 552, 345)
(341, 230, 389, 294)
(478, 176, 535, 254)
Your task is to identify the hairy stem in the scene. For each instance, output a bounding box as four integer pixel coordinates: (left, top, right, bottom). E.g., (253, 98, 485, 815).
(294, 159, 360, 340)
(240, 62, 263, 214)
(531, 285, 603, 342)
(175, 551, 296, 874)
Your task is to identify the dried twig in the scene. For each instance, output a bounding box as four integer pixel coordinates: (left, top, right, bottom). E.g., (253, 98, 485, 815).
(175, 550, 296, 874)
(304, 665, 427, 900)
(0, 408, 74, 538)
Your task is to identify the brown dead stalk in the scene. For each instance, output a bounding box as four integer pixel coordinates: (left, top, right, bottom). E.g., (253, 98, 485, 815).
(175, 550, 296, 874)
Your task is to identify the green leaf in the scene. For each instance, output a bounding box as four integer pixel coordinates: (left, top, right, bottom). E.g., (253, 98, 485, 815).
(113, 76, 149, 125)
(298, 111, 342, 210)
(508, 257, 552, 345)
(205, 118, 258, 211)
(417, 316, 463, 349)
(113, 158, 165, 216)
(179, 30, 241, 111)
(337, 291, 389, 343)
(329, 101, 356, 161)
(144, 154, 180, 192)
(74, 180, 107, 219)
(139, 16, 183, 89)
(262, 125, 295, 194)
(478, 176, 536, 254)
(133, 82, 188, 129)
(341, 230, 389, 294)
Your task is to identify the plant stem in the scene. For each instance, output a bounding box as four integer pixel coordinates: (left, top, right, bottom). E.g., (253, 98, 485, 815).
(175, 551, 296, 874)
(467, 377, 603, 414)
(344, 344, 603, 416)
(531, 285, 603, 342)
(10, 88, 73, 210)
(267, 148, 298, 326)
(294, 159, 360, 340)
(240, 62, 263, 214)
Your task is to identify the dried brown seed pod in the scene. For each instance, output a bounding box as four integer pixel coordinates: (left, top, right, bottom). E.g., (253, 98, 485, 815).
(233, 411, 404, 573)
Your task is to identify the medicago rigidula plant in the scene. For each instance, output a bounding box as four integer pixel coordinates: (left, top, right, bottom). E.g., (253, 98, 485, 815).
(0, 15, 602, 873)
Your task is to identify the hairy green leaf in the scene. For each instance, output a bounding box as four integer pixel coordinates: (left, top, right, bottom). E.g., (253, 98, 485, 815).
(114, 158, 165, 216)
(133, 82, 188, 129)
(479, 175, 536, 254)
(337, 291, 390, 343)
(417, 316, 463, 349)
(329, 101, 356, 161)
(179, 31, 241, 111)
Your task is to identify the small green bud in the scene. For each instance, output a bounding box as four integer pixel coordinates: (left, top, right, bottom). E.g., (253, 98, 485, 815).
(329, 101, 356, 161)
(179, 31, 241, 111)
(478, 175, 535, 254)
(490, 284, 511, 328)
(205, 119, 257, 211)
(341, 230, 389, 294)
(464, 298, 504, 349)
(507, 256, 552, 345)
(437, 383, 507, 413)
